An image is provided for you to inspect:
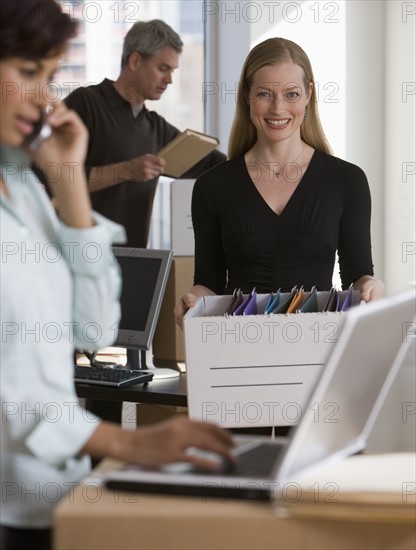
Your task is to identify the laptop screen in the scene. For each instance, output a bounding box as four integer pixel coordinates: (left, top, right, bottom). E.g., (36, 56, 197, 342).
(276, 290, 415, 481)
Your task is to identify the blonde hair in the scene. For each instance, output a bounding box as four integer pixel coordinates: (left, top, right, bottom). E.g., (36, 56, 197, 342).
(228, 38, 332, 159)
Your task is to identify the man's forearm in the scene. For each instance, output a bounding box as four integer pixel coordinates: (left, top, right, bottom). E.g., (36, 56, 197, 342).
(88, 154, 164, 192)
(88, 162, 133, 192)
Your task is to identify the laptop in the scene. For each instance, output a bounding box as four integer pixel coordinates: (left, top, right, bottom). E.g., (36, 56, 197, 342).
(104, 290, 415, 501)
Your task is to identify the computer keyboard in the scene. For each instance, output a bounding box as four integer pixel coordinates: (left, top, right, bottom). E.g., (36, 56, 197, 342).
(74, 366, 154, 387)
(191, 443, 283, 478)
(231, 443, 283, 478)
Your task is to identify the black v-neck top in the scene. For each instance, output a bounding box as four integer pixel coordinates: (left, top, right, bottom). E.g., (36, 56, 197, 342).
(192, 150, 374, 294)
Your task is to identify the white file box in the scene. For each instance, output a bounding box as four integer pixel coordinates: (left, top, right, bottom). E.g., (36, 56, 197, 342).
(184, 290, 361, 428)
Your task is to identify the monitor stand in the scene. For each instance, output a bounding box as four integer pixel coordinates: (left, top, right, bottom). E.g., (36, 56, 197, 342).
(125, 349, 180, 380)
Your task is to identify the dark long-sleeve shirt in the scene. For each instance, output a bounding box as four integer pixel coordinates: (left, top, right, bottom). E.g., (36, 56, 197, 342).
(65, 78, 225, 247)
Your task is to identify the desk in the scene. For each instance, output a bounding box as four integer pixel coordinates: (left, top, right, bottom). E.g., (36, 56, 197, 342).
(54, 454, 415, 550)
(76, 374, 187, 424)
(76, 374, 187, 407)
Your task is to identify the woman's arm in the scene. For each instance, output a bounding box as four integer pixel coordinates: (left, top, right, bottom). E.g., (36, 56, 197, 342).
(80, 416, 235, 470)
(30, 102, 92, 228)
(30, 102, 126, 348)
(338, 163, 384, 301)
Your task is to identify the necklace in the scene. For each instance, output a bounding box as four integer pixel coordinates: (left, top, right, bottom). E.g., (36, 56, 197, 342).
(254, 141, 306, 178)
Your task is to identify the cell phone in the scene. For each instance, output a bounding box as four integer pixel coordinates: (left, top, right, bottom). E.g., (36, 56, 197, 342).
(25, 112, 52, 151)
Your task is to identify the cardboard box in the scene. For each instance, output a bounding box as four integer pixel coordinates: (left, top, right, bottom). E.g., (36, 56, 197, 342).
(184, 291, 360, 428)
(152, 256, 194, 365)
(171, 179, 195, 256)
(136, 404, 187, 426)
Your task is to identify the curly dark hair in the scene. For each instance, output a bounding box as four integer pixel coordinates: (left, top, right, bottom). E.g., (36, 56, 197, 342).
(0, 0, 77, 60)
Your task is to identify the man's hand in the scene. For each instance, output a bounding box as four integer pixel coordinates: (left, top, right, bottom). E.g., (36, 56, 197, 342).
(123, 154, 166, 182)
(88, 154, 166, 192)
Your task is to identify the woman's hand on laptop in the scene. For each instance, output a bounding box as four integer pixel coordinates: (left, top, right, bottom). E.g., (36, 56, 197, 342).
(108, 415, 235, 470)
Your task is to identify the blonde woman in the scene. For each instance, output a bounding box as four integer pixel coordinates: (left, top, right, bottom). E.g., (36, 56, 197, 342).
(176, 38, 384, 326)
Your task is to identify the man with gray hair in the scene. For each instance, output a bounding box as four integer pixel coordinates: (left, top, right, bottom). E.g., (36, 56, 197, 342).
(66, 20, 225, 247)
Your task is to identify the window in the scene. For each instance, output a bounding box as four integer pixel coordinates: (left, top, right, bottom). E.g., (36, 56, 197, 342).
(58, 1, 204, 132)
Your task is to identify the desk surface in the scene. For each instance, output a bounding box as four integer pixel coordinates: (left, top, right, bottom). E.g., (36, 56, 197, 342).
(76, 372, 187, 407)
(54, 454, 416, 550)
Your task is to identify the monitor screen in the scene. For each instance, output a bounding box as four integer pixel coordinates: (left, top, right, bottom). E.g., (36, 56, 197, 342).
(112, 247, 173, 352)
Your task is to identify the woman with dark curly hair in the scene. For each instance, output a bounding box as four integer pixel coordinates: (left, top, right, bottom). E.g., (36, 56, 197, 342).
(0, 2, 233, 548)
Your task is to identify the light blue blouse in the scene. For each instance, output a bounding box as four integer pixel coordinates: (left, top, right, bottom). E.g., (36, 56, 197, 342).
(0, 145, 126, 527)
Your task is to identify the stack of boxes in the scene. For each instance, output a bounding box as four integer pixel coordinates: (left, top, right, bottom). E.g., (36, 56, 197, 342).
(137, 180, 195, 426)
(152, 179, 196, 370)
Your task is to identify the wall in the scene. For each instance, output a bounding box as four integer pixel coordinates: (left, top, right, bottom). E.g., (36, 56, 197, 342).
(204, 0, 416, 294)
(383, 0, 416, 294)
(345, 1, 385, 286)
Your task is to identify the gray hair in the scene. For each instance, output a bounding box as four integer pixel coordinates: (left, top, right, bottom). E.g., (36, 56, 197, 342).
(121, 20, 183, 69)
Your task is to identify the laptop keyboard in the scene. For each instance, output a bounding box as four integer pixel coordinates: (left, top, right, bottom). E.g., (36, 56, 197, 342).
(231, 443, 283, 478)
(192, 443, 283, 478)
(74, 366, 154, 387)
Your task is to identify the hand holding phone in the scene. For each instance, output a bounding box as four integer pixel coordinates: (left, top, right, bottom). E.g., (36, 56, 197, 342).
(25, 112, 52, 151)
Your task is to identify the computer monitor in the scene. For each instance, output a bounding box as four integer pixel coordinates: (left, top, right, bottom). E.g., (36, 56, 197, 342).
(114, 246, 172, 354)
(92, 247, 174, 375)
